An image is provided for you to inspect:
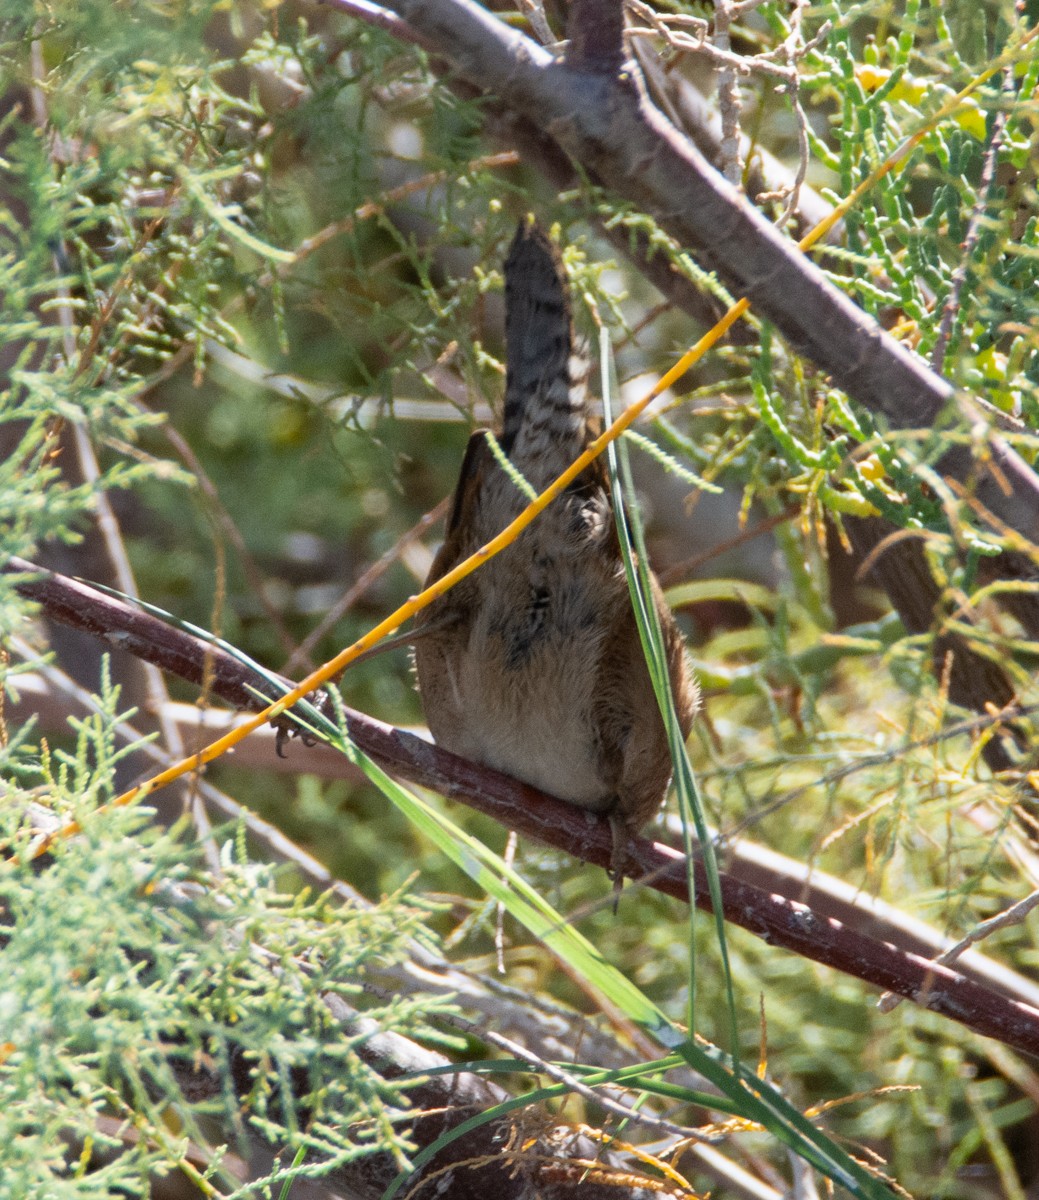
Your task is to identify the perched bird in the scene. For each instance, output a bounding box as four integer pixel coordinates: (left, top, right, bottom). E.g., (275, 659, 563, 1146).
(414, 219, 698, 880)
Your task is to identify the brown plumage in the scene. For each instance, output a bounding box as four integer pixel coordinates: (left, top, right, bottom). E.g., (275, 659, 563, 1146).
(414, 219, 698, 877)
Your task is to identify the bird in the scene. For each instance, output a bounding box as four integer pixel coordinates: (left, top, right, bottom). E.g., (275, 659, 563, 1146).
(413, 218, 699, 883)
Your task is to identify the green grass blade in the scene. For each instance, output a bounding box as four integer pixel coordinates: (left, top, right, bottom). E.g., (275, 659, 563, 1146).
(92, 563, 901, 1198)
(597, 327, 740, 1057)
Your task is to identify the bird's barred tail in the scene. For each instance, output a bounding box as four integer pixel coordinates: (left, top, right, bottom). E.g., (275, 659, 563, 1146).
(502, 220, 590, 487)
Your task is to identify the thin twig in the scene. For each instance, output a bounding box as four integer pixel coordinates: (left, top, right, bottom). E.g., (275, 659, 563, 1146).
(768, 0, 811, 229)
(284, 151, 520, 273)
(930, 68, 1013, 374)
(281, 496, 450, 674)
(714, 0, 742, 186)
(658, 505, 799, 585)
(877, 888, 1039, 1013)
(516, 0, 556, 46)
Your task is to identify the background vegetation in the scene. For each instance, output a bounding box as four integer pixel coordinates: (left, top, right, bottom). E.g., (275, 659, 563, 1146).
(2, 0, 1039, 1195)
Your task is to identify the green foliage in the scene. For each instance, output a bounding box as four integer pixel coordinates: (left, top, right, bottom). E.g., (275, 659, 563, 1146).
(0, 682, 446, 1196)
(4, 0, 1039, 1195)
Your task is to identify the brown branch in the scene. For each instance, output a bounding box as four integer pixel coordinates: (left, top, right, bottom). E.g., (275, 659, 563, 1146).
(567, 0, 625, 73)
(459, 90, 759, 340)
(17, 651, 1039, 1015)
(11, 555, 1039, 1059)
(359, 0, 1039, 545)
(844, 515, 1038, 796)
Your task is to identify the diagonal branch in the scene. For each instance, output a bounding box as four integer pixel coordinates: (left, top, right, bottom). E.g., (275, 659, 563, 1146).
(357, 0, 1039, 544)
(11, 556, 1039, 1059)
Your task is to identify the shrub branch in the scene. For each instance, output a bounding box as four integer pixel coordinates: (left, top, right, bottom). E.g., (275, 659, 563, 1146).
(12, 555, 1039, 1060)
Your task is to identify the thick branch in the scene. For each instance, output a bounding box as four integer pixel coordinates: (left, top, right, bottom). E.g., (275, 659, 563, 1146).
(364, 0, 1039, 543)
(11, 556, 1039, 1058)
(14, 664, 1039, 1014)
(475, 97, 757, 340)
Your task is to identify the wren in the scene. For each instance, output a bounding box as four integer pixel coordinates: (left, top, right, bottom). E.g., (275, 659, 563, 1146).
(414, 219, 698, 880)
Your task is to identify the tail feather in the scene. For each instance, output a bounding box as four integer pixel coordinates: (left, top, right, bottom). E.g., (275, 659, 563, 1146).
(502, 220, 590, 483)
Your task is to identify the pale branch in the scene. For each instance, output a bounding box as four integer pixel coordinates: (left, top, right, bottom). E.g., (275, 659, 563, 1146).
(10, 555, 1039, 1058)
(23, 42, 195, 825)
(36, 843, 687, 1200)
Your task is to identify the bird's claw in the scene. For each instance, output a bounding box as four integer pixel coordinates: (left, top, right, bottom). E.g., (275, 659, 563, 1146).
(271, 690, 331, 755)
